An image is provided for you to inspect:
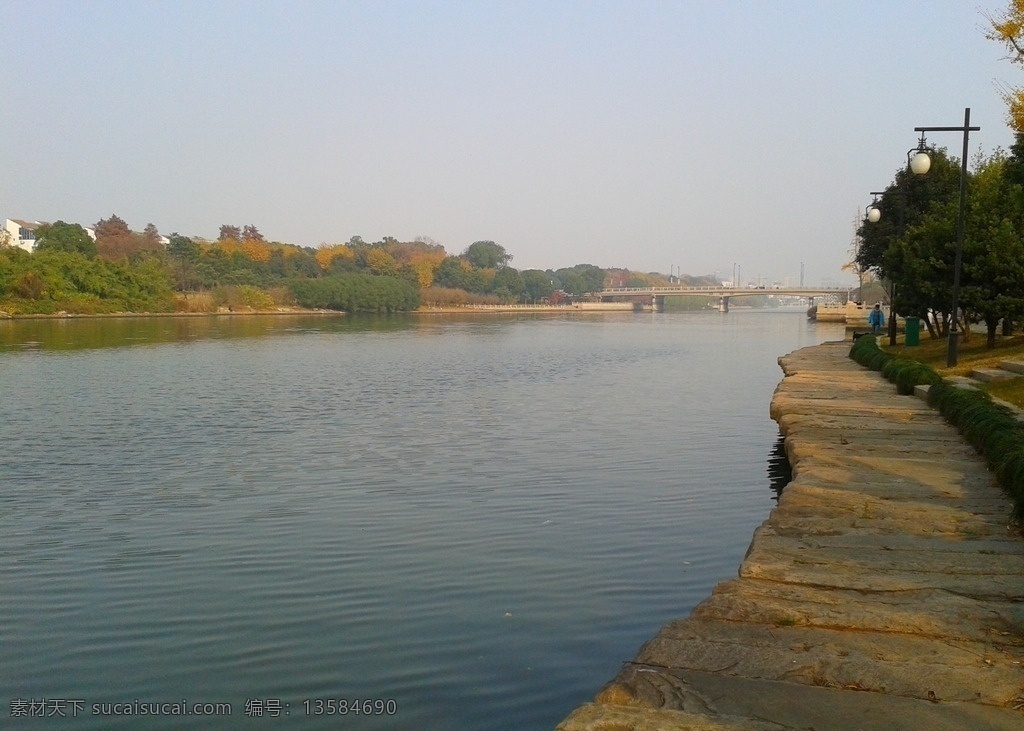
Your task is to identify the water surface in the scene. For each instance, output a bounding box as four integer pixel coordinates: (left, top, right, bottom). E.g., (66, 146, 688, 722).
(0, 311, 844, 729)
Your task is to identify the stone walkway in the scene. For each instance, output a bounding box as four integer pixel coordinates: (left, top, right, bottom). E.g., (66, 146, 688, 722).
(557, 341, 1024, 730)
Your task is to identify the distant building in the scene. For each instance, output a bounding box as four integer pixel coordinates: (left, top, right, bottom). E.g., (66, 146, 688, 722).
(2, 218, 97, 252)
(3, 218, 45, 252)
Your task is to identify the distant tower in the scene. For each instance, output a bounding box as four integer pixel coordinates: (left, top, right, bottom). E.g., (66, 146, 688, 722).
(851, 210, 864, 302)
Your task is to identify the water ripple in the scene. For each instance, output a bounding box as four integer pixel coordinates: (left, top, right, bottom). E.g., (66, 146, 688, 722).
(0, 312, 845, 730)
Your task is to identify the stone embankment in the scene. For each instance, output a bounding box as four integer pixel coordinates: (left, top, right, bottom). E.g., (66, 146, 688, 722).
(557, 340, 1024, 731)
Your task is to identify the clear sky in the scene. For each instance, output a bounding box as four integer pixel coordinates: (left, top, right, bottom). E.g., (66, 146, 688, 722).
(1, 1, 1018, 285)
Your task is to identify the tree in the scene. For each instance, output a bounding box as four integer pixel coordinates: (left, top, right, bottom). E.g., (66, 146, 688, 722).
(242, 224, 264, 242)
(167, 233, 200, 262)
(463, 240, 511, 269)
(219, 225, 242, 242)
(288, 273, 420, 312)
(286, 248, 320, 278)
(363, 247, 398, 275)
(521, 269, 554, 302)
(958, 150, 1024, 346)
(167, 233, 201, 291)
(883, 203, 959, 336)
(986, 1, 1024, 131)
(142, 223, 161, 250)
(434, 255, 472, 289)
(94, 214, 138, 260)
(877, 149, 1024, 345)
(490, 266, 525, 302)
(33, 221, 97, 258)
(856, 149, 962, 278)
(554, 264, 605, 295)
(241, 237, 271, 263)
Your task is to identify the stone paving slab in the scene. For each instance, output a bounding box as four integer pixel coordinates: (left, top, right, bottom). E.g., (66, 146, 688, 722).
(973, 367, 1020, 383)
(1000, 360, 1024, 375)
(556, 340, 1024, 730)
(632, 620, 1022, 705)
(692, 579, 1024, 642)
(559, 670, 1024, 731)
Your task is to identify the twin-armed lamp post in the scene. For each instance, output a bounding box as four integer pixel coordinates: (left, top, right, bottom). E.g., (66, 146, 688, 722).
(865, 109, 979, 363)
(909, 108, 979, 367)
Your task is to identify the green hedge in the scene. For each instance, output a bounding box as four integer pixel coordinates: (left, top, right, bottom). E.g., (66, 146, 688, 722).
(849, 335, 1024, 522)
(288, 273, 420, 313)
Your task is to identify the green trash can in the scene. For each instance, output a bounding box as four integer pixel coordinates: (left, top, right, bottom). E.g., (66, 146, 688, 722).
(905, 316, 920, 346)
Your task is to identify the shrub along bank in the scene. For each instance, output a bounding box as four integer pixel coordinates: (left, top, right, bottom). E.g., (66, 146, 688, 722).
(849, 336, 1024, 522)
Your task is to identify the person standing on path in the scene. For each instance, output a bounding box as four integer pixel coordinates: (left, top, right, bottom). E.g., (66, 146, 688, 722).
(868, 303, 885, 334)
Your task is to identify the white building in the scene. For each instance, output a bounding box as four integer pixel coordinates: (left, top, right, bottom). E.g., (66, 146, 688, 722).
(2, 218, 99, 252)
(3, 219, 45, 252)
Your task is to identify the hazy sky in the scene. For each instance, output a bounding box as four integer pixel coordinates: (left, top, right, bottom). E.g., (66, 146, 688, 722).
(1, 1, 1018, 285)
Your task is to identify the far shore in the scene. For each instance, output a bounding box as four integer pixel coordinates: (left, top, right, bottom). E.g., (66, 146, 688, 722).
(0, 302, 640, 320)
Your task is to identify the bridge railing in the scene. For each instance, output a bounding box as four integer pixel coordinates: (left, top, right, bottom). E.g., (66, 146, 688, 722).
(596, 286, 853, 294)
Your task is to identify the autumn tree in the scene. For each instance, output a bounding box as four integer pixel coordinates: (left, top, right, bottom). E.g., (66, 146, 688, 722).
(987, 1, 1024, 131)
(142, 223, 161, 250)
(315, 243, 356, 272)
(241, 224, 271, 262)
(94, 215, 140, 260)
(363, 247, 398, 275)
(314, 244, 336, 271)
(404, 246, 447, 288)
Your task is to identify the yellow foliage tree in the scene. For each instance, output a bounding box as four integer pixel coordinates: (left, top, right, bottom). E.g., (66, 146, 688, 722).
(315, 244, 335, 271)
(314, 244, 355, 271)
(216, 239, 241, 256)
(408, 259, 436, 288)
(364, 247, 398, 275)
(405, 248, 446, 288)
(242, 238, 271, 262)
(987, 0, 1024, 131)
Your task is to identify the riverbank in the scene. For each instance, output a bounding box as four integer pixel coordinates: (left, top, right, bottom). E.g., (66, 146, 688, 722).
(557, 340, 1024, 730)
(0, 301, 639, 319)
(0, 307, 343, 319)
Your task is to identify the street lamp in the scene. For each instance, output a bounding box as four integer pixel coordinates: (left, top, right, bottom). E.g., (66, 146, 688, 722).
(860, 192, 885, 304)
(865, 193, 882, 224)
(881, 134, 932, 346)
(864, 190, 899, 343)
(910, 108, 979, 366)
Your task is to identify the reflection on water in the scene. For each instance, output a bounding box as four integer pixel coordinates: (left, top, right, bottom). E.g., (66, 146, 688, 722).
(0, 311, 845, 730)
(766, 434, 793, 500)
(0, 313, 428, 351)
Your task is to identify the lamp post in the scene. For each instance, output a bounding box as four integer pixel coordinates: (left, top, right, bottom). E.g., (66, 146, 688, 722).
(860, 192, 884, 304)
(909, 108, 979, 366)
(865, 190, 899, 344)
(865, 193, 882, 224)
(885, 134, 932, 346)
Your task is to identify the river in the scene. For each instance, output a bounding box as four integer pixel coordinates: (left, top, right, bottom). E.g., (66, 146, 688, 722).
(0, 310, 845, 729)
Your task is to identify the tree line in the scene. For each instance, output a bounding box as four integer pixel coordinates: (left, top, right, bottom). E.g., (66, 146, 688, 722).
(0, 216, 664, 314)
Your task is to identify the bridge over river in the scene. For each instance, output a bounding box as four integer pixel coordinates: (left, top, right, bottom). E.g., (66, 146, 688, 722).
(596, 285, 854, 312)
